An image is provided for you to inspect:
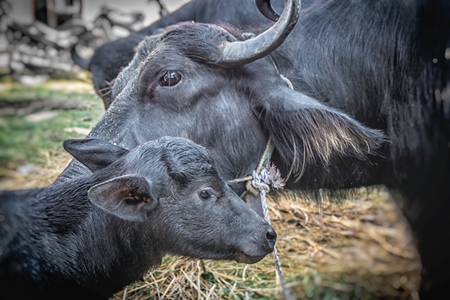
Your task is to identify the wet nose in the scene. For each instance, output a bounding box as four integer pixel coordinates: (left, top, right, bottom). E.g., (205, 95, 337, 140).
(265, 225, 277, 250)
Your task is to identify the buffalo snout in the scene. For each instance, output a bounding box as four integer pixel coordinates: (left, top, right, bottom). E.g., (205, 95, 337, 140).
(235, 220, 277, 264)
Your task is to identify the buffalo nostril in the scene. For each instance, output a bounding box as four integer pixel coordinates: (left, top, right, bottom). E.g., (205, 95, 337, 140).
(266, 226, 277, 243)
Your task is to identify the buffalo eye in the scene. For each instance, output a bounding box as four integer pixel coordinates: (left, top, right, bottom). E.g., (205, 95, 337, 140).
(159, 70, 182, 86)
(199, 188, 215, 200)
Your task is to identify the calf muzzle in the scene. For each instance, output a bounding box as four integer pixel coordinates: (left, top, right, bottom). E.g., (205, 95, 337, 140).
(235, 222, 277, 264)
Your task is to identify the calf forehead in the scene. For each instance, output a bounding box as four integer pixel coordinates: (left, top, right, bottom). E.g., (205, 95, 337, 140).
(127, 137, 218, 178)
(160, 138, 218, 179)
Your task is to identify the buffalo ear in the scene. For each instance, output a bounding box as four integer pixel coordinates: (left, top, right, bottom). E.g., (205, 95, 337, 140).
(88, 175, 158, 222)
(63, 138, 129, 172)
(258, 88, 385, 178)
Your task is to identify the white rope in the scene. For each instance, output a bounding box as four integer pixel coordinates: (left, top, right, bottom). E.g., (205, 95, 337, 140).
(252, 170, 291, 300)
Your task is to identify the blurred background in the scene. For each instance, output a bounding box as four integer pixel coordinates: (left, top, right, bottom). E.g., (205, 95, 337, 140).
(0, 0, 189, 82)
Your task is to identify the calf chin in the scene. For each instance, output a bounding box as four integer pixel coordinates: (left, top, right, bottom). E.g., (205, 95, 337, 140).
(234, 222, 277, 264)
(235, 252, 267, 264)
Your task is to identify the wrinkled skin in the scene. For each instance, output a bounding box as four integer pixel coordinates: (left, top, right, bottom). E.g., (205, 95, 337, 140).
(0, 137, 275, 299)
(66, 0, 450, 298)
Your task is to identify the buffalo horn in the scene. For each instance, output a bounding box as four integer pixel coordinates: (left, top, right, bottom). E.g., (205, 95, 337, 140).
(219, 0, 300, 66)
(255, 0, 280, 21)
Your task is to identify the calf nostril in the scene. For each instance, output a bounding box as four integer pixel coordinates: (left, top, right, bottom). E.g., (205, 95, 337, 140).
(266, 226, 277, 241)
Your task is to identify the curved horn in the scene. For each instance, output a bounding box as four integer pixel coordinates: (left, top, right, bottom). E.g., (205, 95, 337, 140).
(255, 0, 280, 22)
(219, 0, 300, 66)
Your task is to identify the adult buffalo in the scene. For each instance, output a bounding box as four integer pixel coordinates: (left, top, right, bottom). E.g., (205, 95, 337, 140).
(68, 0, 450, 298)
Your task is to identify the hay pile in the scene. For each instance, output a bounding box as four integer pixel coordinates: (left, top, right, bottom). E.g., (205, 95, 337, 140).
(0, 151, 421, 299)
(110, 191, 421, 300)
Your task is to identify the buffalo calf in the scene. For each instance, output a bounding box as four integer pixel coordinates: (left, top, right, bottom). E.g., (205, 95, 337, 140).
(0, 136, 276, 299)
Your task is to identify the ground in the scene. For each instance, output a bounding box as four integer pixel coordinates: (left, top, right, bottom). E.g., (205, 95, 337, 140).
(0, 74, 421, 299)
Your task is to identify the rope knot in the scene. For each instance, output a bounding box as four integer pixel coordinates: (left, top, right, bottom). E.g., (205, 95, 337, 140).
(246, 163, 285, 196)
(251, 169, 270, 192)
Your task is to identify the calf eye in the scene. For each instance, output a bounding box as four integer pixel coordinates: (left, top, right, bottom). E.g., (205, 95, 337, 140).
(199, 188, 214, 200)
(159, 70, 182, 86)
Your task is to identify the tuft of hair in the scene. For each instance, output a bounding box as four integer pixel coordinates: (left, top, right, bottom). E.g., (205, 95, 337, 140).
(262, 106, 385, 180)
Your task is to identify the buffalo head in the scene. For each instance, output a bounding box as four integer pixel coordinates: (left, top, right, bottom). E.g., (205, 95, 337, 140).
(60, 0, 384, 201)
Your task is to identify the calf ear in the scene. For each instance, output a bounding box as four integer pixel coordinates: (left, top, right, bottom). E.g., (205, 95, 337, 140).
(63, 138, 129, 172)
(257, 88, 385, 178)
(88, 174, 158, 222)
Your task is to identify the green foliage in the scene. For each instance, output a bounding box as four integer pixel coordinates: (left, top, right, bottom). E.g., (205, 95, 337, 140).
(0, 82, 104, 167)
